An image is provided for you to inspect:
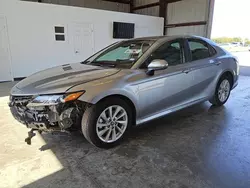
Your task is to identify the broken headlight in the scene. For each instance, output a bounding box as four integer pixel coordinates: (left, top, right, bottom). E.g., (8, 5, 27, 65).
(27, 91, 84, 107)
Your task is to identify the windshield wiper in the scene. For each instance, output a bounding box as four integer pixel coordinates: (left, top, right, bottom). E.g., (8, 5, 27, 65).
(84, 60, 133, 68)
(81, 60, 90, 64)
(90, 61, 116, 68)
(116, 59, 135, 63)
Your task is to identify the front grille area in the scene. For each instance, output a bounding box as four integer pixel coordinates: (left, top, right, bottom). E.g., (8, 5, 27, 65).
(9, 95, 34, 123)
(9, 95, 87, 132)
(9, 95, 52, 130)
(10, 95, 33, 106)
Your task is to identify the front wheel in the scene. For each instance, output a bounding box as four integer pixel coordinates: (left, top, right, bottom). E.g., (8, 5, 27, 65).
(81, 98, 132, 148)
(209, 75, 232, 106)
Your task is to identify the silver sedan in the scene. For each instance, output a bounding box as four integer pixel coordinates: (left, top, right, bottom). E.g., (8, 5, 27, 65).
(9, 35, 239, 148)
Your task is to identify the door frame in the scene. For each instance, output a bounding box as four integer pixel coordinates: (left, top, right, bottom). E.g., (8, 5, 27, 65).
(0, 15, 13, 81)
(183, 37, 220, 99)
(70, 22, 95, 56)
(135, 38, 195, 120)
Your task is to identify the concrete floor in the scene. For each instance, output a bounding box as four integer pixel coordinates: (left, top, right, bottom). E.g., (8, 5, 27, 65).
(1, 75, 250, 188)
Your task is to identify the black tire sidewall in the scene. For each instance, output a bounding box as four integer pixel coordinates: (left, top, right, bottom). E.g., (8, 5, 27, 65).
(82, 98, 132, 148)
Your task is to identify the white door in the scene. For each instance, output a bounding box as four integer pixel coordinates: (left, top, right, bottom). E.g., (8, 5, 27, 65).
(71, 23, 94, 61)
(0, 16, 12, 81)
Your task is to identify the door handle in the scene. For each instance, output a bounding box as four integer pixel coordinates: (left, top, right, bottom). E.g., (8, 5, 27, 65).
(215, 61, 221, 66)
(210, 60, 221, 66)
(182, 69, 191, 74)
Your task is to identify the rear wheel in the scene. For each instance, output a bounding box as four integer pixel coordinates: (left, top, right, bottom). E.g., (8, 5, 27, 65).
(81, 98, 132, 148)
(209, 75, 232, 106)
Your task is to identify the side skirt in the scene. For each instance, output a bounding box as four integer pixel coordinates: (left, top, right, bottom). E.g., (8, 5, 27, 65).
(136, 97, 208, 125)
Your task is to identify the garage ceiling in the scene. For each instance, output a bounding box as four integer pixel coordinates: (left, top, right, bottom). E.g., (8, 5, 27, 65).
(103, 0, 182, 13)
(103, 0, 207, 34)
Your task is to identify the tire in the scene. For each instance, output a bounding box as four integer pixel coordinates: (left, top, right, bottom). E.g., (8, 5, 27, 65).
(81, 97, 132, 148)
(209, 75, 232, 106)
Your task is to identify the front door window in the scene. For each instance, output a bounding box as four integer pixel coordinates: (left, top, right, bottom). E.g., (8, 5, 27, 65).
(141, 40, 184, 69)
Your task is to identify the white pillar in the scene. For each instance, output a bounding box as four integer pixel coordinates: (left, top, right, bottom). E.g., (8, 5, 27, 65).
(205, 0, 215, 38)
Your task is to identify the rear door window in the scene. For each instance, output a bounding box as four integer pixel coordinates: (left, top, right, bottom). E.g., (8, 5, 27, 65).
(188, 39, 210, 61)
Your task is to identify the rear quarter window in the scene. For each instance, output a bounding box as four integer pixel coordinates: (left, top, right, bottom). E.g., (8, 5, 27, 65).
(208, 45, 217, 56)
(188, 39, 217, 61)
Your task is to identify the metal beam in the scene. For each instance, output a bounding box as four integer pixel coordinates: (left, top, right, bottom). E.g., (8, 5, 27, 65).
(159, 0, 167, 34)
(166, 0, 182, 3)
(132, 0, 182, 11)
(159, 0, 166, 18)
(130, 0, 134, 13)
(132, 2, 160, 11)
(165, 21, 207, 28)
(102, 0, 131, 4)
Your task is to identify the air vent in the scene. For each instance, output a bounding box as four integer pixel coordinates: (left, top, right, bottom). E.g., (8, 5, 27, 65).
(63, 66, 72, 71)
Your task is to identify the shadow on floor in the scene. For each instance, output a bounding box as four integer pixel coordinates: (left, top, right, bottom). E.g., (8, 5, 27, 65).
(0, 75, 248, 188)
(22, 102, 245, 188)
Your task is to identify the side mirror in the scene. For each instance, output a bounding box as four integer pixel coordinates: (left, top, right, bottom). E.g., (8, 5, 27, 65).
(146, 59, 168, 76)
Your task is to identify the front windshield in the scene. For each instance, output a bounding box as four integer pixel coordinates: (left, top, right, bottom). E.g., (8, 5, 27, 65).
(83, 40, 155, 69)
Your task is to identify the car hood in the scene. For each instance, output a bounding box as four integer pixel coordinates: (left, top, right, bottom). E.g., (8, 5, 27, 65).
(11, 63, 120, 95)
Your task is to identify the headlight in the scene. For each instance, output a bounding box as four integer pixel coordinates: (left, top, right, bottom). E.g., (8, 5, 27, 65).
(27, 91, 84, 107)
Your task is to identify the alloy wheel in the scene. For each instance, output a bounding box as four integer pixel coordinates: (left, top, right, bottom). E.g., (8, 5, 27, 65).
(218, 79, 230, 102)
(96, 105, 128, 143)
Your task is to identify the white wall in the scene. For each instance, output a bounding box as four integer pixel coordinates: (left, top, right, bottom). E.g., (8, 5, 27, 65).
(0, 0, 163, 78)
(167, 0, 208, 37)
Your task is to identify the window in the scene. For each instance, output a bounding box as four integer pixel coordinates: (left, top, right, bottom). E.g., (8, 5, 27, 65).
(209, 45, 217, 56)
(113, 22, 135, 39)
(141, 41, 183, 68)
(55, 26, 65, 41)
(188, 39, 210, 61)
(84, 40, 154, 69)
(55, 35, 65, 41)
(55, 26, 64, 33)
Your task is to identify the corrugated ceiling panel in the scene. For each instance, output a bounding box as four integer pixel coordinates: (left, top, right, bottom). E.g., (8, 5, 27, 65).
(134, 0, 158, 6)
(28, 0, 129, 12)
(134, 0, 159, 16)
(82, 0, 129, 12)
(167, 25, 206, 36)
(167, 0, 207, 24)
(134, 6, 159, 17)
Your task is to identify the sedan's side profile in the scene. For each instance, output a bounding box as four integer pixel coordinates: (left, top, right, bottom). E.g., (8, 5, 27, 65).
(9, 35, 239, 148)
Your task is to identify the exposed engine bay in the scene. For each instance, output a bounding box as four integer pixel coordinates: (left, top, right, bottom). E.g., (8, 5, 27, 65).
(9, 95, 89, 145)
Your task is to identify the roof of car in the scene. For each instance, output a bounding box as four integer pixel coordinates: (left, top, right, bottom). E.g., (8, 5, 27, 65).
(129, 35, 208, 43)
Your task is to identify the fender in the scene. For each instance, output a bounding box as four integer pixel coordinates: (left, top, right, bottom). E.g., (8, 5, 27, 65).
(77, 86, 139, 112)
(213, 68, 235, 93)
(89, 89, 138, 108)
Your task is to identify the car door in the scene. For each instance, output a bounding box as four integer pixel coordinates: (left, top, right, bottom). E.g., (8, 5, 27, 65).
(184, 38, 220, 100)
(136, 39, 196, 121)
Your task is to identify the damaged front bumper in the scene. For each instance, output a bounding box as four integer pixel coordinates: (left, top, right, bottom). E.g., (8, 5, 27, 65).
(9, 95, 89, 144)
